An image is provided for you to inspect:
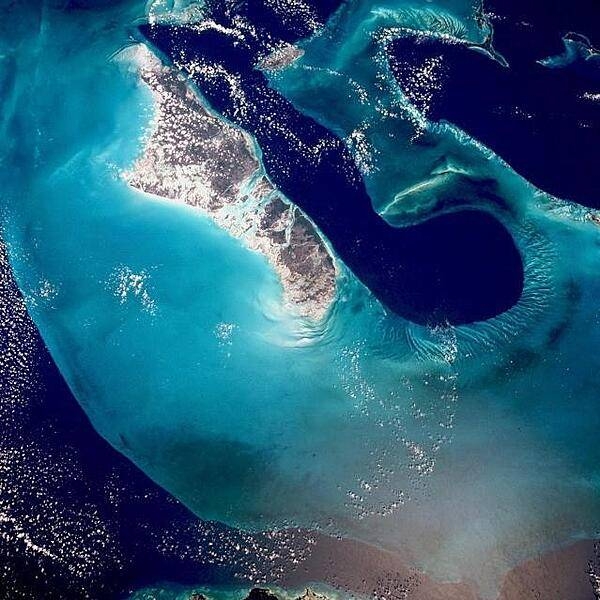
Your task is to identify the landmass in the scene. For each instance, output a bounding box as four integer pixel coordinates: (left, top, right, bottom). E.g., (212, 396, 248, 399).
(259, 44, 305, 71)
(124, 45, 336, 321)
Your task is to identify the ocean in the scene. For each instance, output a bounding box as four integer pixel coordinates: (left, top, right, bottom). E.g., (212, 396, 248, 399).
(1, 0, 599, 597)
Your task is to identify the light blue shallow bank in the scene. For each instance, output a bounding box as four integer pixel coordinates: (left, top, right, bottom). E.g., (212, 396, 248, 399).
(1, 0, 599, 596)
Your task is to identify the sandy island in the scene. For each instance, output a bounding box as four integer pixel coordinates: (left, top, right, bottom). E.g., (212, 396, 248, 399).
(122, 44, 600, 600)
(124, 44, 336, 322)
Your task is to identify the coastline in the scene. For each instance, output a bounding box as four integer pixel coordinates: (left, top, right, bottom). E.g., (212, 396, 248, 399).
(118, 42, 600, 600)
(123, 44, 336, 323)
(2, 233, 598, 599)
(1, 1, 599, 598)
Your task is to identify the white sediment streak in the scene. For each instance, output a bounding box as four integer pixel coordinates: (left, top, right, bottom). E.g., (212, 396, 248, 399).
(123, 45, 336, 321)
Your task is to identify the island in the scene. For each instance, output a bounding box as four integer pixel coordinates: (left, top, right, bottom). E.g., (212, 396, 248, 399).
(125, 45, 337, 322)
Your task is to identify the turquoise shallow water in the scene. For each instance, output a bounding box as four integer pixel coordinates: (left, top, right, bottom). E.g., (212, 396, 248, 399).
(1, 0, 599, 597)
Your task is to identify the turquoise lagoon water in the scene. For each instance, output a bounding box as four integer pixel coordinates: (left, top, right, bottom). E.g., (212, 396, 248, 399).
(1, 0, 600, 596)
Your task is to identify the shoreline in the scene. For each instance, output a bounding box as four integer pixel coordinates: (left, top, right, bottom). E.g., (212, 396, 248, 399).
(122, 44, 337, 323)
(2, 232, 598, 600)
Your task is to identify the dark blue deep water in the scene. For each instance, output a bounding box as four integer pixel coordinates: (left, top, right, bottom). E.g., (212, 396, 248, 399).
(0, 258, 239, 599)
(139, 20, 524, 326)
(3, 0, 600, 597)
(389, 0, 600, 207)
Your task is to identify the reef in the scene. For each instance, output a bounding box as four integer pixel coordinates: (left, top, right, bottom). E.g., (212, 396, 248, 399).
(125, 45, 336, 321)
